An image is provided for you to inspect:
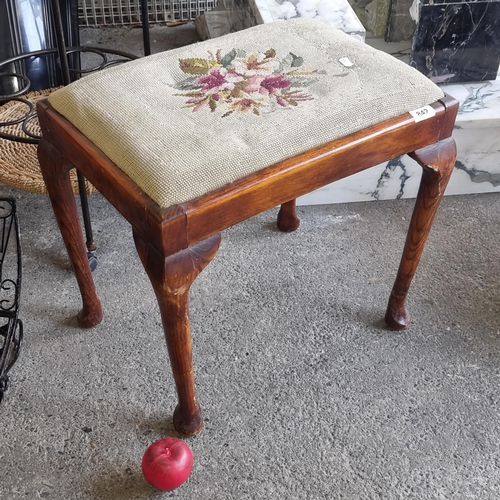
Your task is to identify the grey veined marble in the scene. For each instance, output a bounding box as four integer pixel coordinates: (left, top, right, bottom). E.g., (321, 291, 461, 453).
(195, 0, 365, 41)
(297, 75, 500, 205)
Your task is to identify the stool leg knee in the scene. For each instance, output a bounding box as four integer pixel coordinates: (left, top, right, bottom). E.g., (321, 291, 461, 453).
(277, 199, 300, 232)
(37, 139, 103, 328)
(133, 231, 221, 436)
(385, 137, 457, 330)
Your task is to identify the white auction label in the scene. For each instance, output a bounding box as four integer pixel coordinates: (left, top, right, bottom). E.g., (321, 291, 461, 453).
(409, 105, 436, 122)
(339, 57, 354, 67)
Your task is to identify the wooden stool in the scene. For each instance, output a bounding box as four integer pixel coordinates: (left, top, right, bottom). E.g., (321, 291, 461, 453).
(37, 19, 458, 437)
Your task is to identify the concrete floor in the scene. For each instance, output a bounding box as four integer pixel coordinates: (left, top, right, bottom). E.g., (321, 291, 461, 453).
(1, 24, 500, 500)
(1, 185, 499, 499)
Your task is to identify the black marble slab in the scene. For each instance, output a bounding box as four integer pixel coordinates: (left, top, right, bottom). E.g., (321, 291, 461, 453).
(410, 0, 500, 83)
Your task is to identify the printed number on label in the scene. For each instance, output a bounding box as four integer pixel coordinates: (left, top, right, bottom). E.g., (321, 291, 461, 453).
(409, 105, 436, 122)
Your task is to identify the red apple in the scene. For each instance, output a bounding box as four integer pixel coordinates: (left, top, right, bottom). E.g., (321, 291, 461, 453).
(142, 437, 194, 491)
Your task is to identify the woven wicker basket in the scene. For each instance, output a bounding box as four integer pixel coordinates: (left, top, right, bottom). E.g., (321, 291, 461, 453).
(0, 88, 96, 195)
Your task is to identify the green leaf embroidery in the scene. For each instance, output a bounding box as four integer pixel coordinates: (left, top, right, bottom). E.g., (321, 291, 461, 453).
(179, 58, 220, 75)
(171, 75, 200, 90)
(288, 77, 320, 88)
(290, 53, 304, 68)
(278, 53, 294, 73)
(173, 90, 203, 97)
(221, 49, 237, 68)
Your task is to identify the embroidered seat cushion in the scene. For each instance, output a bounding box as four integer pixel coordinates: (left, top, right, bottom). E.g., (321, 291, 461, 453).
(48, 18, 444, 208)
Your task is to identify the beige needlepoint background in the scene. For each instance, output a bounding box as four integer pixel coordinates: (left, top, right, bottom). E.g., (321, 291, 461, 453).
(49, 18, 444, 208)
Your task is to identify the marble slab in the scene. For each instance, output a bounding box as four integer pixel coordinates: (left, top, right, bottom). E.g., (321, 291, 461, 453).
(196, 0, 366, 41)
(385, 0, 416, 42)
(348, 0, 391, 36)
(410, 0, 500, 84)
(254, 0, 366, 40)
(298, 72, 500, 205)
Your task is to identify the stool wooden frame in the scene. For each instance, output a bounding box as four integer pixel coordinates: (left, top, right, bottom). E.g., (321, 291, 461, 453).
(37, 94, 458, 437)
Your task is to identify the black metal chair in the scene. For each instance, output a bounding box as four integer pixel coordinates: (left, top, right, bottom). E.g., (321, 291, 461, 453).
(0, 0, 152, 402)
(0, 0, 148, 269)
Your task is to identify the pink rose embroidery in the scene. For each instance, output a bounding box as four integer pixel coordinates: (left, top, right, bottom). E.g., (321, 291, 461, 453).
(195, 68, 244, 92)
(173, 49, 322, 117)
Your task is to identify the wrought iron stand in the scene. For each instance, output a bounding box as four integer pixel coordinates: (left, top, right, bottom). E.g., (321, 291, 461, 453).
(0, 0, 149, 270)
(0, 0, 151, 399)
(0, 199, 22, 403)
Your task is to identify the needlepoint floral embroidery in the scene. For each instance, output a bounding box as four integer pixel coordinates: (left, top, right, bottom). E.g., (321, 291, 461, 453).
(172, 48, 325, 117)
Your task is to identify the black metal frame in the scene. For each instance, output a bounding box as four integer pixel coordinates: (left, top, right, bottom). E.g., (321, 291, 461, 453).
(0, 0, 150, 270)
(141, 0, 152, 56)
(0, 198, 23, 404)
(0, 46, 139, 143)
(0, 1, 150, 399)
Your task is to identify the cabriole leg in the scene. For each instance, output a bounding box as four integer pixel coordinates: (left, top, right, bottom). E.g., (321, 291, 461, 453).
(277, 199, 300, 232)
(133, 231, 221, 436)
(385, 137, 457, 330)
(37, 139, 103, 327)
